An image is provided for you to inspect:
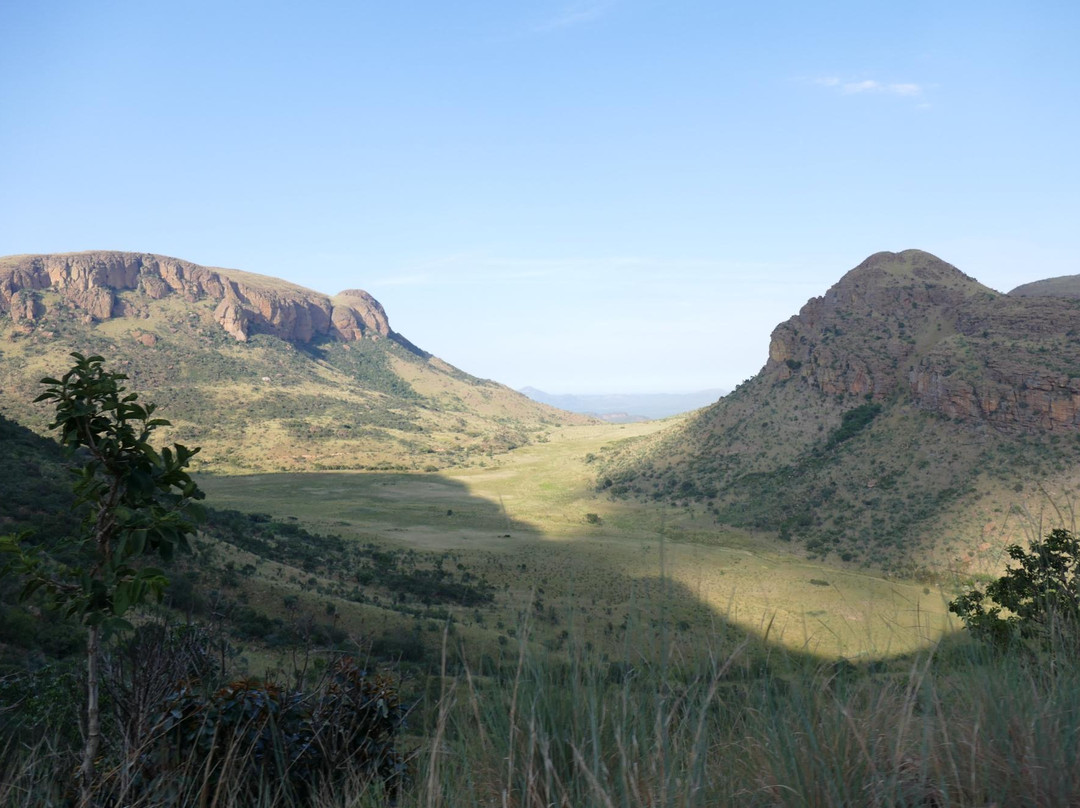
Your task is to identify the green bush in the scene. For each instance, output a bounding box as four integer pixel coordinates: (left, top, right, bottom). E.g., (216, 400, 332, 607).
(825, 402, 882, 448)
(950, 528, 1080, 652)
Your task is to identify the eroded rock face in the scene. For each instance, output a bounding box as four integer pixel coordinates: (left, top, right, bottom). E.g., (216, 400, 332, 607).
(331, 290, 392, 340)
(0, 251, 402, 347)
(906, 362, 1080, 433)
(8, 290, 42, 323)
(214, 293, 251, 341)
(762, 249, 1080, 433)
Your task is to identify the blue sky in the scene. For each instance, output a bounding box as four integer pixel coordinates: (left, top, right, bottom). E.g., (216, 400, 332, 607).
(2, 1, 1078, 393)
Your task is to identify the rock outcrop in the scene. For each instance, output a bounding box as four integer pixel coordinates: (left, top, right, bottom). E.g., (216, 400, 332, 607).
(603, 249, 1080, 567)
(331, 290, 391, 341)
(0, 251, 399, 346)
(763, 250, 1080, 433)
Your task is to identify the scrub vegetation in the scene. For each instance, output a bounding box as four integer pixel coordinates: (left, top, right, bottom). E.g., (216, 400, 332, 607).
(0, 361, 1078, 806)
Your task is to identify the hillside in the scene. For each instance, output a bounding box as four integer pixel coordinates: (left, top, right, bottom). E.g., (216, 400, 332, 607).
(0, 251, 586, 472)
(596, 250, 1080, 575)
(1010, 274, 1080, 299)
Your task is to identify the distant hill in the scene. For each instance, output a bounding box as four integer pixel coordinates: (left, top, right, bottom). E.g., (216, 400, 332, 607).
(0, 251, 587, 472)
(596, 250, 1080, 575)
(519, 387, 726, 421)
(1010, 274, 1080, 299)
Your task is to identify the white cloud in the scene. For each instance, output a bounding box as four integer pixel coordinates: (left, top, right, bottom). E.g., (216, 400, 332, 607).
(812, 76, 924, 97)
(533, 1, 615, 33)
(889, 83, 922, 96)
(842, 79, 881, 94)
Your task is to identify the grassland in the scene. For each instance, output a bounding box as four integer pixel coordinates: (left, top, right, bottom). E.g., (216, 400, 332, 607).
(198, 421, 956, 662)
(5, 354, 1079, 807)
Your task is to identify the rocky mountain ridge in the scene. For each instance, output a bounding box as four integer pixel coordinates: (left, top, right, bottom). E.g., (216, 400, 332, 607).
(1009, 274, 1080, 299)
(0, 250, 584, 473)
(0, 251, 400, 346)
(766, 250, 1080, 433)
(597, 250, 1080, 571)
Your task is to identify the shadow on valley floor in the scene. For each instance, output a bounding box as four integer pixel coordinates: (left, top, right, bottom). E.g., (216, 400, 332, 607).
(198, 470, 958, 665)
(601, 574, 959, 676)
(196, 470, 538, 547)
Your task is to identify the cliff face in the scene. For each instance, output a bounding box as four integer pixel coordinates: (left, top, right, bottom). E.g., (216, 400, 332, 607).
(0, 251, 396, 345)
(763, 250, 1080, 433)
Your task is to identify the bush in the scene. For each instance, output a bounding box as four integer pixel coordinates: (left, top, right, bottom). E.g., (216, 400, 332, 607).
(825, 402, 882, 448)
(950, 528, 1080, 652)
(118, 657, 406, 803)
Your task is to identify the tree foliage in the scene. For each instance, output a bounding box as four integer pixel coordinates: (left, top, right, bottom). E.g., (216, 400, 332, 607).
(0, 352, 204, 806)
(3, 352, 203, 632)
(949, 528, 1080, 651)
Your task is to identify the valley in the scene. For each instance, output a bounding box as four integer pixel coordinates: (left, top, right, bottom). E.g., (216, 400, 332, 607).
(198, 420, 956, 661)
(3, 248, 1080, 806)
(2, 248, 1074, 668)
(5, 3, 1078, 801)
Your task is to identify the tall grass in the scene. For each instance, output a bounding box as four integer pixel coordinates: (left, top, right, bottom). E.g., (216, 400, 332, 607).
(407, 631, 1080, 808)
(4, 630, 1080, 806)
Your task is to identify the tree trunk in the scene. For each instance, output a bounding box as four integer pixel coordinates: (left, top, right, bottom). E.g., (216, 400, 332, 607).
(79, 623, 101, 808)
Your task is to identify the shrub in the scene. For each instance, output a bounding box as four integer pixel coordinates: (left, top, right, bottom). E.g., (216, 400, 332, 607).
(950, 528, 1080, 652)
(825, 402, 882, 448)
(1, 352, 203, 806)
(122, 657, 406, 803)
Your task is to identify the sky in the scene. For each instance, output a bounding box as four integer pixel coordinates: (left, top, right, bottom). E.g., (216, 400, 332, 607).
(1, 1, 1078, 394)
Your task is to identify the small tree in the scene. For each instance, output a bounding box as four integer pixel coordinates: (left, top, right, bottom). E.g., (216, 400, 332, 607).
(949, 528, 1080, 652)
(1, 352, 204, 807)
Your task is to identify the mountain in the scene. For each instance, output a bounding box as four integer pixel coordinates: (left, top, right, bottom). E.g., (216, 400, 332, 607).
(0, 251, 586, 472)
(596, 250, 1080, 575)
(1010, 274, 1080, 299)
(0, 250, 413, 346)
(519, 387, 727, 421)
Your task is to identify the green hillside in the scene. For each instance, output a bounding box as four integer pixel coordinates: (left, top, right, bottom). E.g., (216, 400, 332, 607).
(596, 251, 1080, 575)
(0, 252, 586, 473)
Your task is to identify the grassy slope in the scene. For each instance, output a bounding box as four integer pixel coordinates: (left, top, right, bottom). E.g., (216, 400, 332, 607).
(0, 291, 582, 473)
(1010, 273, 1080, 298)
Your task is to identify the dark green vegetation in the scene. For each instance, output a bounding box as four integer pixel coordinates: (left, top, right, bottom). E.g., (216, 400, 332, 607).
(2, 354, 204, 805)
(597, 250, 1080, 574)
(0, 624, 408, 805)
(950, 528, 1080, 651)
(0, 423, 501, 672)
(0, 413, 85, 657)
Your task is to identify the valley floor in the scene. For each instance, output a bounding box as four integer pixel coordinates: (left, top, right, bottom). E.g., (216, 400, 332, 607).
(198, 421, 956, 661)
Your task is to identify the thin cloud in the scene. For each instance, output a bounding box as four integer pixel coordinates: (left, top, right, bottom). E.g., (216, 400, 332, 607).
(533, 1, 615, 33)
(371, 254, 810, 294)
(812, 76, 924, 97)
